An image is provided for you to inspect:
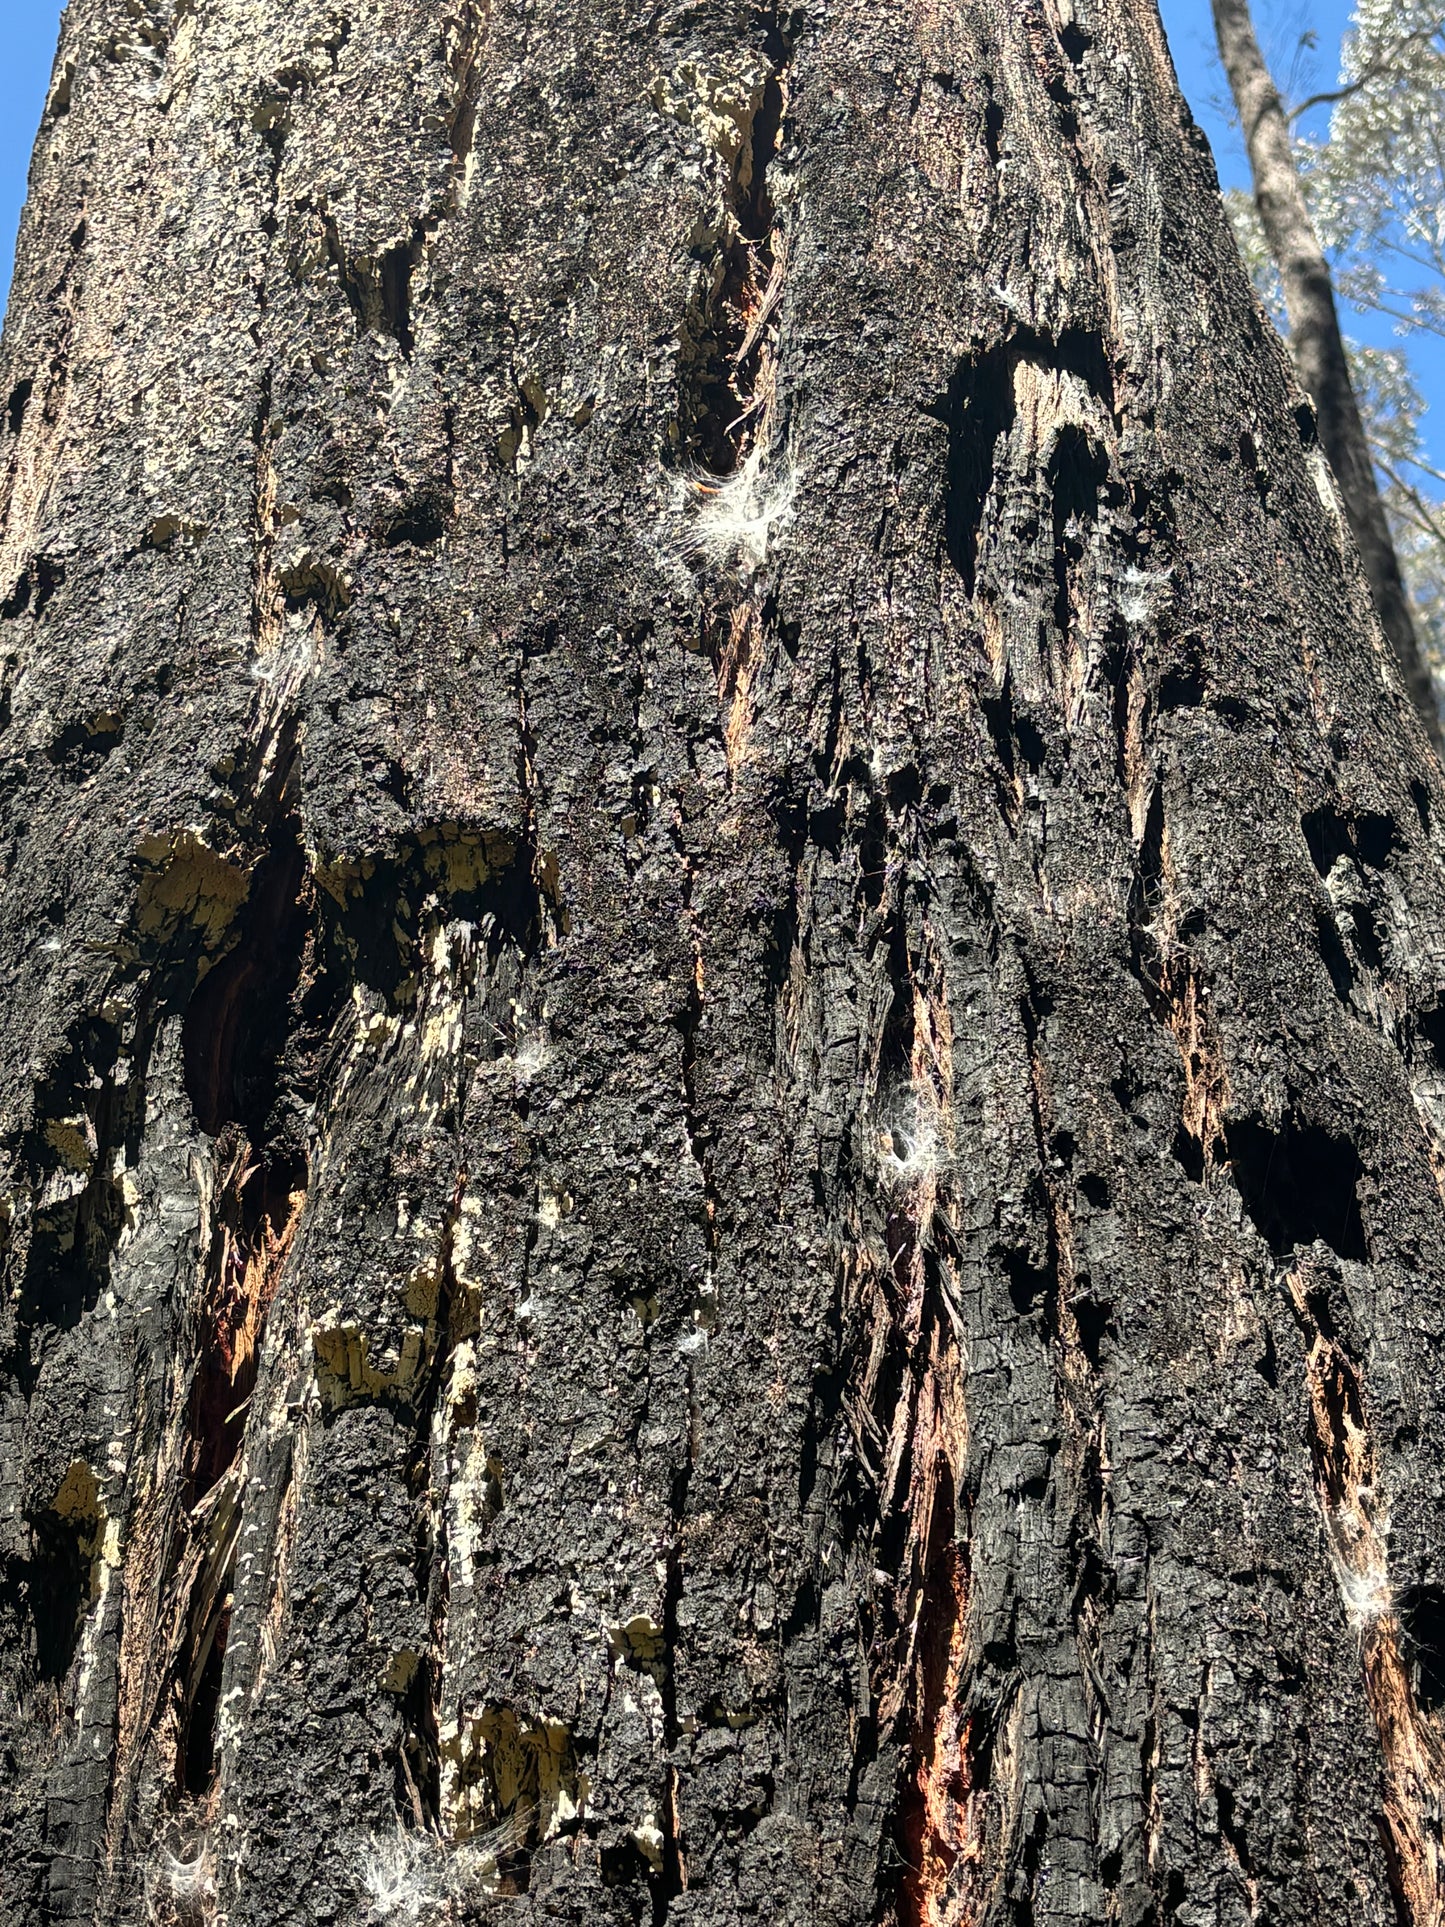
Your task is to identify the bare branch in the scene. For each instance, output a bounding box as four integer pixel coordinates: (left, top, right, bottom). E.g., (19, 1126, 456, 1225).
(1373, 451, 1445, 553)
(1288, 23, 1445, 122)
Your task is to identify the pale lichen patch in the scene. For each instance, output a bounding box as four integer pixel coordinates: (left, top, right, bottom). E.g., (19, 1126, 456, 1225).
(44, 1114, 97, 1173)
(134, 830, 253, 945)
(630, 1811, 665, 1872)
(608, 1612, 666, 1680)
(379, 1647, 419, 1696)
(312, 1322, 427, 1407)
(651, 53, 772, 182)
(439, 1708, 584, 1849)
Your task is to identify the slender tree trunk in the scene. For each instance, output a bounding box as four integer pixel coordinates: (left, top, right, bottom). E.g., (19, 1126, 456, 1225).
(6, 2, 1445, 1924)
(1212, 0, 1443, 750)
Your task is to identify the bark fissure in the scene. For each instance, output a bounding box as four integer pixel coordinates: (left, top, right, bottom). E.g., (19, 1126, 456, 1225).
(7, 0, 1445, 1921)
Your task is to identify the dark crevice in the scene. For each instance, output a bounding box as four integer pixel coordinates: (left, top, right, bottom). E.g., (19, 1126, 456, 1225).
(1355, 812, 1399, 868)
(181, 816, 313, 1531)
(3, 554, 65, 623)
(653, 1767, 687, 1925)
(1127, 785, 1168, 1012)
(1301, 805, 1351, 878)
(896, 1469, 968, 1927)
(183, 827, 309, 1141)
(1073, 1292, 1113, 1366)
(1238, 430, 1270, 506)
(27, 1511, 92, 1683)
(1041, 55, 1080, 144)
(1102, 643, 1133, 791)
(1399, 1585, 1445, 1713)
(1348, 900, 1387, 973)
(381, 492, 448, 548)
(1301, 804, 1398, 879)
(322, 219, 421, 356)
(927, 330, 1115, 602)
(1158, 665, 1204, 710)
(1049, 424, 1107, 641)
(1048, 326, 1116, 412)
(923, 345, 1015, 596)
(1256, 1325, 1279, 1387)
(46, 713, 125, 781)
(1059, 20, 1092, 66)
(1227, 1112, 1368, 1262)
(1410, 778, 1431, 835)
(983, 85, 1004, 166)
(1171, 1121, 1205, 1181)
(7, 377, 33, 437)
(1005, 1245, 1055, 1321)
(672, 15, 796, 480)
(322, 214, 371, 335)
(380, 236, 419, 358)
(1414, 1003, 1445, 1074)
(179, 1604, 230, 1797)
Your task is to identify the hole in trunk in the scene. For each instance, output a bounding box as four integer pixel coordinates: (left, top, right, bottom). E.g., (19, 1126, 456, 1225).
(1226, 1112, 1367, 1261)
(1401, 1585, 1445, 1713)
(29, 1513, 91, 1683)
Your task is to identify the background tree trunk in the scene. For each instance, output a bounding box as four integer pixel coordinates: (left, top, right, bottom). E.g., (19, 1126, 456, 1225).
(1212, 0, 1444, 751)
(4, 2, 1445, 1924)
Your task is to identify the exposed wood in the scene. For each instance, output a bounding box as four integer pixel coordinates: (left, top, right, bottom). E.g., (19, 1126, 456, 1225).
(2, 2, 1445, 1924)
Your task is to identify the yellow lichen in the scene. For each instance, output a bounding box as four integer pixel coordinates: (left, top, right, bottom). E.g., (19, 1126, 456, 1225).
(311, 1322, 427, 1407)
(53, 1459, 102, 1527)
(609, 1613, 666, 1669)
(448, 1420, 505, 1584)
(44, 1116, 96, 1173)
(134, 830, 252, 944)
(379, 1647, 419, 1696)
(404, 1256, 441, 1320)
(422, 830, 514, 895)
(651, 53, 772, 181)
(439, 1708, 583, 1845)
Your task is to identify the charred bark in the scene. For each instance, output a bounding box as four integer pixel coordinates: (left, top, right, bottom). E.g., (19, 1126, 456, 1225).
(2, 2, 1445, 1925)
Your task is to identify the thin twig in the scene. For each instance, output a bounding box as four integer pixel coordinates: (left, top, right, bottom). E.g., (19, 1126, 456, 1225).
(1288, 23, 1445, 122)
(1372, 452, 1445, 552)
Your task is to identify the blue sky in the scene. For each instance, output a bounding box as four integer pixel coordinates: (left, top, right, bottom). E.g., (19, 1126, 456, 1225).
(0, 0, 62, 306)
(0, 0, 1439, 462)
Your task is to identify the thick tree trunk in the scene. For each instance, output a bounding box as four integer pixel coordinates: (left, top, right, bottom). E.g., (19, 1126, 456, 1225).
(5, 1, 1445, 1924)
(1211, 0, 1444, 752)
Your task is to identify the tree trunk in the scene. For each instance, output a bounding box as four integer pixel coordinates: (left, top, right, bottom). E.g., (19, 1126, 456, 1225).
(6, 2, 1445, 1924)
(1211, 0, 1444, 752)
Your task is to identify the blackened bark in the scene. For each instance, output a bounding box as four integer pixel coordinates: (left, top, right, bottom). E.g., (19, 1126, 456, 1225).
(1212, 0, 1444, 752)
(3, 2, 1445, 1924)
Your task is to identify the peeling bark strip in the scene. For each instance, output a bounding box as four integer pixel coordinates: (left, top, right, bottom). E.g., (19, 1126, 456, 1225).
(8, 0, 1445, 1923)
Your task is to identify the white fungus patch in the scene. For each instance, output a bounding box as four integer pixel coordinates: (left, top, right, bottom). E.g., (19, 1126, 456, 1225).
(667, 438, 799, 574)
(144, 1831, 217, 1925)
(1116, 563, 1172, 628)
(361, 1829, 447, 1924)
(874, 1108, 943, 1187)
(358, 1823, 522, 1922)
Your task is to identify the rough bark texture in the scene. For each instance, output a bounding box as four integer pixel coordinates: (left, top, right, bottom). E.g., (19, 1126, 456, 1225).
(5, 2, 1445, 1925)
(1211, 0, 1444, 752)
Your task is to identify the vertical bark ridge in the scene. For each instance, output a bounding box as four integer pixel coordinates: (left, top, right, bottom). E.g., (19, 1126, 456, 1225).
(4, 2, 1445, 1924)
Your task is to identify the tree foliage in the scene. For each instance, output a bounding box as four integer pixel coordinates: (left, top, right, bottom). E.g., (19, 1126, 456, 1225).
(1221, 3, 1445, 676)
